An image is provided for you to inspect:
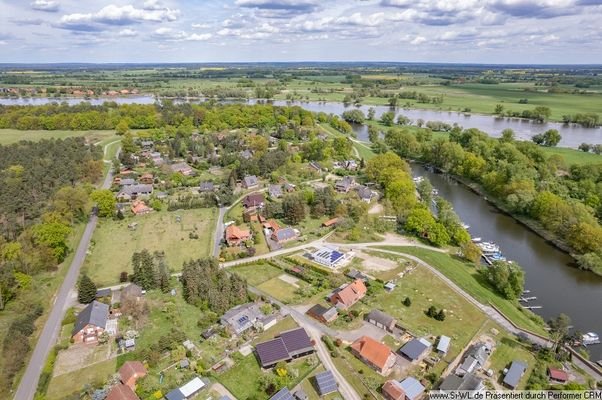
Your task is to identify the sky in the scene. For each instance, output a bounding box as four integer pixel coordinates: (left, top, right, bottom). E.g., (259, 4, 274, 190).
(0, 0, 601, 64)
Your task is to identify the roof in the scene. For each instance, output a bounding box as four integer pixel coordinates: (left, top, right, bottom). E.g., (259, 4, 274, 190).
(179, 377, 205, 397)
(366, 309, 396, 327)
(72, 301, 109, 336)
(96, 288, 112, 298)
(118, 184, 153, 196)
(465, 343, 489, 366)
(256, 338, 291, 366)
(335, 176, 355, 190)
(350, 336, 393, 371)
(226, 224, 251, 241)
(332, 279, 367, 307)
(314, 248, 346, 265)
(269, 184, 283, 196)
(382, 380, 405, 400)
(271, 388, 294, 400)
(106, 384, 139, 400)
(322, 217, 339, 227)
(279, 327, 313, 355)
(118, 361, 147, 384)
(120, 178, 136, 186)
(123, 283, 143, 298)
(437, 336, 451, 353)
(200, 181, 214, 191)
(439, 373, 483, 391)
(293, 389, 308, 400)
(399, 377, 425, 400)
(220, 302, 263, 333)
(314, 370, 337, 395)
(357, 186, 375, 200)
(243, 193, 265, 207)
(165, 389, 186, 400)
(548, 368, 569, 382)
(307, 304, 337, 320)
(170, 162, 192, 172)
(399, 338, 431, 361)
(273, 227, 297, 242)
(243, 175, 258, 186)
(503, 361, 527, 388)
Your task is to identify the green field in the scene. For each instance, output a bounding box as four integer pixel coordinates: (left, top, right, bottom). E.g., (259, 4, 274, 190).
(230, 262, 284, 286)
(376, 246, 548, 336)
(488, 335, 536, 390)
(84, 208, 216, 286)
(0, 129, 116, 145)
(46, 358, 116, 400)
(541, 146, 602, 165)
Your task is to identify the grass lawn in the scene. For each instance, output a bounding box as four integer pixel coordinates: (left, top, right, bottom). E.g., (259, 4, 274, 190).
(298, 366, 343, 400)
(488, 335, 536, 390)
(0, 129, 117, 145)
(46, 358, 116, 400)
(84, 208, 216, 286)
(256, 276, 307, 304)
(331, 347, 383, 399)
(541, 146, 602, 166)
(377, 246, 547, 336)
(230, 262, 283, 286)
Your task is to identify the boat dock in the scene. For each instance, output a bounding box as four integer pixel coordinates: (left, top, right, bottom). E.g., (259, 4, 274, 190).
(519, 296, 537, 302)
(522, 305, 543, 310)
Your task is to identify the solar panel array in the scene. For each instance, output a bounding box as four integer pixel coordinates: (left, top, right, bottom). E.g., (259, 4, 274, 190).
(270, 387, 294, 400)
(315, 370, 338, 395)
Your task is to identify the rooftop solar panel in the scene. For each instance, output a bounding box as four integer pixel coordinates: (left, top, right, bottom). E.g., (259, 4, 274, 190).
(270, 387, 294, 400)
(314, 370, 338, 395)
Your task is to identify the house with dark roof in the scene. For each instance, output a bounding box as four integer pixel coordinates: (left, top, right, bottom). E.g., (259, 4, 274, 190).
(456, 342, 490, 376)
(120, 178, 137, 187)
(314, 370, 338, 396)
(269, 184, 283, 198)
(243, 193, 265, 208)
(350, 336, 396, 375)
(365, 309, 397, 332)
(335, 176, 356, 193)
(308, 161, 322, 172)
(220, 302, 265, 335)
(96, 288, 112, 299)
(170, 162, 194, 176)
(72, 301, 109, 344)
(399, 338, 432, 362)
(200, 181, 215, 192)
(255, 327, 314, 368)
(328, 279, 367, 309)
(116, 184, 153, 201)
(242, 175, 259, 189)
(119, 361, 147, 390)
(306, 304, 338, 324)
(270, 388, 294, 400)
(346, 269, 370, 281)
(271, 227, 298, 244)
(165, 377, 206, 400)
(503, 361, 527, 389)
(356, 185, 377, 203)
(438, 373, 484, 391)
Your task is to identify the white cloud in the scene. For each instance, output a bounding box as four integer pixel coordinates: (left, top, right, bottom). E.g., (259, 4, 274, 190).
(118, 28, 138, 37)
(31, 0, 59, 12)
(410, 35, 427, 44)
(192, 23, 212, 29)
(152, 28, 212, 41)
(57, 4, 180, 31)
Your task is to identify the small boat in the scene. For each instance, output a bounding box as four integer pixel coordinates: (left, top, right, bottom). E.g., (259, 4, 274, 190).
(431, 189, 439, 195)
(582, 332, 600, 346)
(522, 290, 531, 294)
(471, 237, 482, 243)
(461, 223, 470, 229)
(478, 242, 500, 254)
(490, 253, 506, 261)
(413, 176, 424, 183)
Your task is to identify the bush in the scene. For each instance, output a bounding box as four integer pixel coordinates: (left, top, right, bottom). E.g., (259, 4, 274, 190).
(403, 297, 412, 307)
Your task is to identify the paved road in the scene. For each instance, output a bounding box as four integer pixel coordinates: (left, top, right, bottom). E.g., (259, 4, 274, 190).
(213, 206, 227, 257)
(13, 149, 117, 400)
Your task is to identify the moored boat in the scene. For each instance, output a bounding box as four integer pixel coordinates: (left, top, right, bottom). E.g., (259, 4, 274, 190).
(582, 332, 600, 346)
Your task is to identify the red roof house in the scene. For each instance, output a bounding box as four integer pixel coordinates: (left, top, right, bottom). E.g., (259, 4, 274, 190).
(106, 384, 139, 400)
(328, 279, 367, 309)
(225, 225, 251, 246)
(350, 336, 396, 375)
(119, 361, 147, 390)
(548, 368, 569, 383)
(382, 380, 406, 400)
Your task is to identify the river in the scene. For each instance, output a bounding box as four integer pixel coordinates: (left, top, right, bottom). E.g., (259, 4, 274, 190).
(412, 164, 602, 361)
(1, 97, 601, 148)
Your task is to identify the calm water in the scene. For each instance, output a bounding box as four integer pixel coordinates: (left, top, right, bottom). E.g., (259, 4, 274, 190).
(1, 96, 600, 147)
(412, 164, 602, 361)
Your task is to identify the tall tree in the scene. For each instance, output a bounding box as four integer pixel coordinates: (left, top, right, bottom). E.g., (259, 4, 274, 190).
(78, 274, 97, 304)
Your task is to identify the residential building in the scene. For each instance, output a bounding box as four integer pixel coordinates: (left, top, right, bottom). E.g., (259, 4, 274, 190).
(328, 279, 367, 309)
(398, 377, 425, 400)
(122, 283, 143, 299)
(350, 336, 396, 375)
(365, 309, 396, 332)
(335, 176, 356, 193)
(456, 343, 490, 376)
(139, 173, 154, 184)
(503, 361, 527, 389)
(120, 178, 137, 187)
(322, 217, 339, 228)
(225, 224, 251, 246)
(242, 175, 259, 189)
(200, 181, 215, 192)
(130, 200, 152, 215)
(438, 373, 484, 391)
(271, 388, 294, 400)
(314, 370, 338, 396)
(308, 161, 322, 172)
(382, 380, 405, 400)
(165, 377, 206, 400)
(269, 184, 283, 198)
(72, 301, 109, 344)
(106, 384, 139, 400)
(548, 368, 569, 383)
(309, 247, 354, 269)
(293, 389, 308, 400)
(96, 288, 111, 299)
(399, 338, 432, 362)
(119, 361, 147, 390)
(436, 336, 451, 355)
(346, 269, 370, 281)
(243, 193, 265, 208)
(306, 304, 338, 323)
(220, 302, 265, 335)
(170, 162, 194, 176)
(271, 227, 299, 244)
(356, 185, 377, 203)
(255, 327, 314, 368)
(116, 184, 153, 201)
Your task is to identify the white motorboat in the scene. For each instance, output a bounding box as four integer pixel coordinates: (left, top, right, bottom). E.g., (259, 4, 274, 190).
(582, 332, 600, 346)
(471, 237, 482, 243)
(477, 242, 500, 254)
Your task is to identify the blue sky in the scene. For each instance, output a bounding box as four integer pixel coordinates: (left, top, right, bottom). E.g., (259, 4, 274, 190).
(0, 0, 601, 64)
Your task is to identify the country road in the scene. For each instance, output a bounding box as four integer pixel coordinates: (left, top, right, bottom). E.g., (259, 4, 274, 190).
(13, 146, 118, 400)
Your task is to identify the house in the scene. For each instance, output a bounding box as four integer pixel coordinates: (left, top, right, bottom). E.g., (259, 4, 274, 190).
(306, 304, 338, 323)
(308, 161, 322, 172)
(242, 175, 259, 189)
(271, 227, 299, 244)
(117, 184, 153, 201)
(436, 336, 451, 355)
(343, 160, 358, 171)
(384, 281, 396, 292)
(398, 377, 426, 400)
(356, 185, 377, 203)
(131, 200, 152, 216)
(269, 184, 283, 198)
(225, 224, 251, 246)
(503, 361, 527, 389)
(243, 193, 265, 208)
(438, 373, 484, 391)
(255, 327, 314, 368)
(548, 368, 569, 383)
(335, 176, 356, 193)
(150, 152, 164, 166)
(72, 301, 109, 344)
(382, 380, 405, 400)
(139, 173, 154, 184)
(322, 218, 339, 228)
(270, 388, 294, 400)
(120, 178, 137, 187)
(165, 377, 206, 400)
(220, 302, 265, 335)
(328, 279, 367, 309)
(346, 269, 370, 281)
(365, 309, 396, 332)
(119, 361, 147, 390)
(200, 181, 215, 192)
(122, 283, 143, 299)
(96, 288, 112, 299)
(456, 342, 490, 376)
(263, 219, 280, 232)
(350, 336, 396, 375)
(106, 384, 139, 400)
(180, 359, 190, 369)
(170, 162, 194, 176)
(314, 370, 338, 396)
(310, 247, 353, 269)
(399, 338, 432, 362)
(293, 389, 308, 400)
